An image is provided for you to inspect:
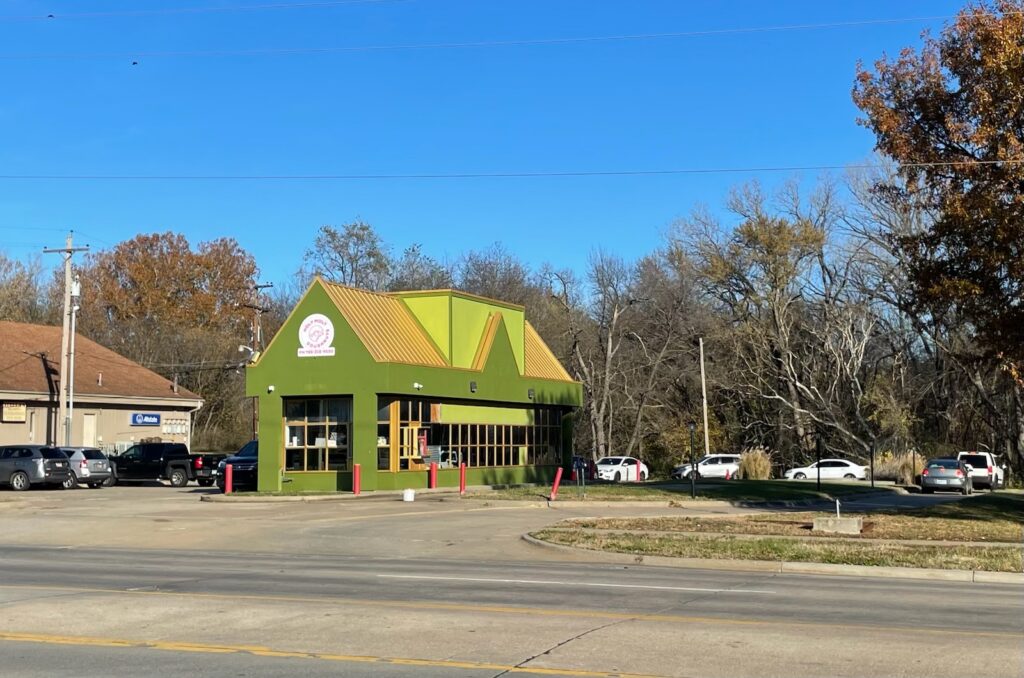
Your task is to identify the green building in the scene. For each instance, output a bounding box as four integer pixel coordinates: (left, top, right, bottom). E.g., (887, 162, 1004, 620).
(245, 278, 582, 493)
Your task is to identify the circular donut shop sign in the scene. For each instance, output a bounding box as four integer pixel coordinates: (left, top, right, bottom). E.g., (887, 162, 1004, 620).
(297, 313, 336, 357)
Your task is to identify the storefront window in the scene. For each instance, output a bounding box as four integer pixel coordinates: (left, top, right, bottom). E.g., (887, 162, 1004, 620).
(376, 397, 563, 471)
(284, 397, 352, 472)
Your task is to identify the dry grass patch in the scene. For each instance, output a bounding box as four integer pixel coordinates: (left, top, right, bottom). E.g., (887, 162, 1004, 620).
(534, 529, 1023, 572)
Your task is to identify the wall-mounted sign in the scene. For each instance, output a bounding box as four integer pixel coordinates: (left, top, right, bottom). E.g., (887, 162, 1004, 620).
(297, 313, 336, 357)
(130, 413, 161, 426)
(1, 403, 27, 423)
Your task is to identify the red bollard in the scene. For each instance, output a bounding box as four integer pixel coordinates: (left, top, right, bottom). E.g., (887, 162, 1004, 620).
(225, 464, 233, 495)
(550, 467, 564, 501)
(429, 462, 437, 489)
(353, 463, 361, 496)
(459, 463, 466, 495)
(636, 459, 642, 483)
(570, 468, 577, 482)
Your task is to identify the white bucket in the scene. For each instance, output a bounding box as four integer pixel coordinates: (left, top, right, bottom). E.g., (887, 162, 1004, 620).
(402, 488, 416, 502)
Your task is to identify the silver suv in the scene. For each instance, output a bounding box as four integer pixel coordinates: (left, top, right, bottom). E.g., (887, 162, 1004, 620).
(59, 447, 112, 489)
(0, 445, 71, 491)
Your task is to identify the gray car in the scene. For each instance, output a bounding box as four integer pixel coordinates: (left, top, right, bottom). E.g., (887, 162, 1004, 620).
(920, 458, 973, 495)
(59, 447, 112, 489)
(0, 445, 71, 491)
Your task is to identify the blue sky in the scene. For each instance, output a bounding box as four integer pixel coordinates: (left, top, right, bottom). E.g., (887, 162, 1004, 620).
(0, 0, 964, 286)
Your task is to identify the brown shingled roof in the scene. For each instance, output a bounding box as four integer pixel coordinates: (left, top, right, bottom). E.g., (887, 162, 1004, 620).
(0, 320, 201, 401)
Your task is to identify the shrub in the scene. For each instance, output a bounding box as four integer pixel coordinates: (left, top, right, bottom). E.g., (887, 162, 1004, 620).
(872, 450, 926, 484)
(738, 447, 773, 480)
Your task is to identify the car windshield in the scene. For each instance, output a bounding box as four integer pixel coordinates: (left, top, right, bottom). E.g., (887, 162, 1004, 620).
(79, 450, 105, 459)
(40, 448, 67, 459)
(597, 458, 621, 466)
(960, 454, 988, 467)
(238, 447, 258, 459)
(928, 459, 959, 469)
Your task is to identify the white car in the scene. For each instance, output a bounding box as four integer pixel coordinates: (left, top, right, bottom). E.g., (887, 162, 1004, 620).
(595, 456, 649, 482)
(672, 454, 741, 480)
(956, 451, 1005, 490)
(784, 459, 867, 481)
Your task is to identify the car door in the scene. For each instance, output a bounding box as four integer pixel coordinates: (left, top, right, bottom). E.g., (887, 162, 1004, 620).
(820, 461, 843, 479)
(118, 446, 142, 478)
(0, 447, 17, 482)
(141, 446, 164, 478)
(705, 457, 725, 478)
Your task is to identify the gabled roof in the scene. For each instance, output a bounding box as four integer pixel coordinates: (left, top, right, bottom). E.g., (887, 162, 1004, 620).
(321, 282, 448, 367)
(313, 280, 577, 383)
(0, 320, 202, 402)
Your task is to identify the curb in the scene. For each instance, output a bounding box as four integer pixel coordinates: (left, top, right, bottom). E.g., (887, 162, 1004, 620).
(520, 534, 1024, 584)
(201, 486, 474, 503)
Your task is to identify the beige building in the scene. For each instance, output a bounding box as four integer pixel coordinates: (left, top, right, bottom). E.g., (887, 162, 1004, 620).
(0, 321, 203, 452)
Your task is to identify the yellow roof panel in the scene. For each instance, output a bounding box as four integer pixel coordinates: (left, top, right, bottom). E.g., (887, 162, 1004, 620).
(321, 282, 447, 367)
(524, 321, 574, 382)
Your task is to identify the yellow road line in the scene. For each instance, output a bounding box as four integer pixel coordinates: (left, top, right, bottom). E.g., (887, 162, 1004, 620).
(0, 583, 1018, 640)
(0, 631, 662, 678)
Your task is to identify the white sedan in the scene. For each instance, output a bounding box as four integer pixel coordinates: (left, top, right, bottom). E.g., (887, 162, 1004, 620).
(783, 459, 867, 481)
(595, 456, 649, 482)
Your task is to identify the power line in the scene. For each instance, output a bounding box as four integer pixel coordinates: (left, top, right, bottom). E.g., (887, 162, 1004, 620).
(0, 0, 404, 22)
(0, 159, 1019, 181)
(0, 13, 1006, 61)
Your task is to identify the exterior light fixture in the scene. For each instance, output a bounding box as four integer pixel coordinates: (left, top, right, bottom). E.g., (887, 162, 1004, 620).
(267, 385, 275, 393)
(528, 388, 535, 400)
(413, 382, 424, 391)
(469, 381, 477, 393)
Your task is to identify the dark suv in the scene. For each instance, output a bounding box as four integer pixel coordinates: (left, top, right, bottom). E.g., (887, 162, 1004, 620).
(0, 445, 71, 491)
(109, 442, 194, 487)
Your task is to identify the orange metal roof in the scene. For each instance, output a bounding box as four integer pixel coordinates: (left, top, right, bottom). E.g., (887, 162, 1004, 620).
(320, 282, 448, 367)
(524, 321, 574, 382)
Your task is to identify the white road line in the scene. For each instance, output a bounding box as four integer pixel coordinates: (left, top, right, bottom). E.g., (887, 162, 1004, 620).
(377, 574, 775, 594)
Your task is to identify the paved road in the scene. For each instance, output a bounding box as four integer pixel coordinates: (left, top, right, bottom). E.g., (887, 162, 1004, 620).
(0, 544, 1020, 677)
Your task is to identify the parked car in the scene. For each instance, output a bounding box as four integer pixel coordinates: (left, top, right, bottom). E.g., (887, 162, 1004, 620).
(955, 451, 1004, 490)
(0, 445, 70, 491)
(672, 454, 741, 480)
(59, 447, 111, 489)
(191, 452, 229, 487)
(594, 456, 649, 482)
(215, 440, 258, 492)
(920, 458, 973, 495)
(783, 458, 867, 481)
(108, 442, 195, 487)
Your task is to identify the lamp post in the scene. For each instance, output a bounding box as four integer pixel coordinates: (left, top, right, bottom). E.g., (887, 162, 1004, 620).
(688, 422, 697, 499)
(815, 434, 823, 492)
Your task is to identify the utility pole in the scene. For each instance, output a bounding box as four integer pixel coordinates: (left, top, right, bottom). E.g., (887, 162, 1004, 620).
(243, 282, 273, 441)
(43, 233, 88, 446)
(699, 337, 710, 457)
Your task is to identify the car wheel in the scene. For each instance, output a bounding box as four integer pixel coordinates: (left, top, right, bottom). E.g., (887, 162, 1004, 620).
(104, 475, 116, 487)
(10, 471, 30, 491)
(62, 474, 78, 490)
(169, 469, 188, 487)
(640, 471, 648, 481)
(197, 479, 214, 487)
(843, 473, 856, 479)
(794, 472, 806, 480)
(613, 471, 621, 482)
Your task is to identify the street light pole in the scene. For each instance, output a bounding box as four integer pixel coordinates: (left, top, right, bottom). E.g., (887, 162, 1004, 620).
(699, 338, 710, 458)
(816, 434, 823, 492)
(688, 422, 697, 499)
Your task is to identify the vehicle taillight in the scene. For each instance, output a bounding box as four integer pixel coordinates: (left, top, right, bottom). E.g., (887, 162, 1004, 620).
(80, 459, 88, 469)
(955, 469, 963, 477)
(987, 466, 993, 474)
(921, 469, 929, 476)
(194, 457, 203, 469)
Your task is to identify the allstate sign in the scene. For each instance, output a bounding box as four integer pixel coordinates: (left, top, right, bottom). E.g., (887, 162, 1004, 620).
(130, 413, 161, 426)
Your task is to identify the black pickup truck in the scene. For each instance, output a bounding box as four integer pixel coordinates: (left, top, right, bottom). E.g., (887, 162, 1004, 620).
(108, 442, 197, 487)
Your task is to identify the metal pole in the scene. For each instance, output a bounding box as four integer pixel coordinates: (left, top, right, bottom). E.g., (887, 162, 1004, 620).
(699, 338, 710, 457)
(689, 423, 696, 499)
(869, 442, 875, 489)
